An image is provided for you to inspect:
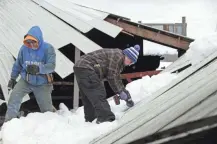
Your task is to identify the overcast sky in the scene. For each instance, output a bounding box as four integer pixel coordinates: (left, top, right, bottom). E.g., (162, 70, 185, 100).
(66, 0, 217, 38)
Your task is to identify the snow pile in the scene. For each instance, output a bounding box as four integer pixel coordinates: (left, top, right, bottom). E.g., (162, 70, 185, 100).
(1, 72, 178, 144)
(186, 32, 217, 65)
(143, 40, 178, 56)
(126, 72, 177, 104)
(1, 104, 118, 144)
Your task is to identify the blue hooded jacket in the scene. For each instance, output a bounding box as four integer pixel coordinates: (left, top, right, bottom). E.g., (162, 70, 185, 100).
(11, 26, 56, 85)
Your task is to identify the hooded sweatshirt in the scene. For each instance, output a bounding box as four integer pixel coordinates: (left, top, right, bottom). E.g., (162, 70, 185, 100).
(11, 26, 56, 85)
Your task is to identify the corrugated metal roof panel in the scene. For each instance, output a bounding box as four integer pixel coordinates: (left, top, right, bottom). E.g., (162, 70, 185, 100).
(162, 54, 191, 73)
(207, 107, 217, 117)
(91, 50, 217, 144)
(88, 18, 122, 38)
(0, 0, 102, 78)
(63, 0, 109, 19)
(40, 0, 122, 38)
(33, 0, 93, 33)
(162, 91, 217, 131)
(115, 65, 217, 144)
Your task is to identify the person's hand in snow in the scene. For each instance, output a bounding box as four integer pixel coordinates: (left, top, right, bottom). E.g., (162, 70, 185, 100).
(119, 89, 134, 107)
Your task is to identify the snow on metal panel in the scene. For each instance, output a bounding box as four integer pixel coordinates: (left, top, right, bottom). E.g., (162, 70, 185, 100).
(0, 0, 102, 78)
(64, 0, 109, 19)
(162, 54, 191, 73)
(45, 0, 109, 19)
(207, 107, 217, 117)
(120, 53, 217, 124)
(162, 91, 217, 131)
(43, 0, 95, 21)
(88, 19, 122, 38)
(114, 61, 217, 144)
(55, 50, 74, 78)
(42, 0, 122, 38)
(33, 0, 93, 33)
(91, 51, 217, 144)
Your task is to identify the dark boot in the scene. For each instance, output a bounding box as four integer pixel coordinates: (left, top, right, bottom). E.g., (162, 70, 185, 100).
(96, 117, 115, 124)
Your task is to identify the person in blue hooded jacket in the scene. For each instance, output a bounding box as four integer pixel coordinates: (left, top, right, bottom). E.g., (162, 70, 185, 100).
(4, 26, 56, 122)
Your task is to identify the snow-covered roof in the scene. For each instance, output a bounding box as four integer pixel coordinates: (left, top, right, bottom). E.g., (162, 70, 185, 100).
(91, 50, 217, 144)
(0, 0, 103, 79)
(90, 33, 217, 144)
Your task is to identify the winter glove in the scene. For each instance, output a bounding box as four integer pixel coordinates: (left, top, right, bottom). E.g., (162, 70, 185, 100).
(26, 64, 39, 75)
(8, 78, 17, 91)
(119, 90, 128, 100)
(119, 89, 134, 107)
(123, 89, 134, 107)
(113, 91, 128, 105)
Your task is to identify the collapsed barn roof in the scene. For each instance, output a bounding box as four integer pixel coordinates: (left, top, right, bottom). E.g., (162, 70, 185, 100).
(90, 47, 217, 144)
(0, 0, 194, 102)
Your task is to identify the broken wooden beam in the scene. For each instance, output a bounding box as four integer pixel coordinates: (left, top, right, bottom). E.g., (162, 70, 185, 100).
(105, 17, 194, 50)
(121, 70, 162, 82)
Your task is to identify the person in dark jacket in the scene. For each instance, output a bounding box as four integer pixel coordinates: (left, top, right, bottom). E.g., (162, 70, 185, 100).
(4, 26, 56, 122)
(73, 45, 140, 124)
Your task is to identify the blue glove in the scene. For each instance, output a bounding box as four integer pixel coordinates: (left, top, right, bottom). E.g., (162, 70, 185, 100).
(119, 91, 128, 100)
